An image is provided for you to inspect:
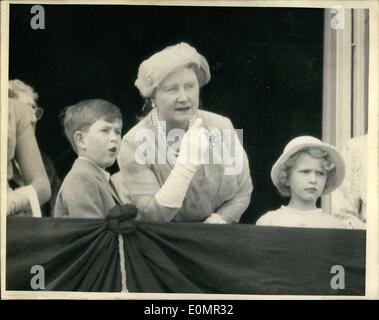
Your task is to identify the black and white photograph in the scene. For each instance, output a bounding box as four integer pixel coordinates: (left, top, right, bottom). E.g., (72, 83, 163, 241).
(1, 0, 378, 299)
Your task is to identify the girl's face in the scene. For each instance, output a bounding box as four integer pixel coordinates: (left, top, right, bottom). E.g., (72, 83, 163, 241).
(288, 152, 327, 208)
(152, 67, 199, 130)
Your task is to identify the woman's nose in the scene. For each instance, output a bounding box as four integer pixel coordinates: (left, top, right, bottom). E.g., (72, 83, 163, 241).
(177, 87, 189, 102)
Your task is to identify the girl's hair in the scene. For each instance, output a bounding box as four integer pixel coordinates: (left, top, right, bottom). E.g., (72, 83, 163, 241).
(9, 79, 43, 123)
(9, 79, 38, 102)
(277, 147, 336, 197)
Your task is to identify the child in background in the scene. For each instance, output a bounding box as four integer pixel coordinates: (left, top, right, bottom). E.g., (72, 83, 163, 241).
(256, 136, 364, 229)
(54, 99, 123, 218)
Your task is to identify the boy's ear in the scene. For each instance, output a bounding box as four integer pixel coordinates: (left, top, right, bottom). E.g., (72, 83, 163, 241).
(74, 131, 87, 151)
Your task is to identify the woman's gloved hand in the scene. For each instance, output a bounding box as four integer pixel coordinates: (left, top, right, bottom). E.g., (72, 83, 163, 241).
(7, 188, 30, 215)
(176, 118, 209, 170)
(203, 213, 228, 224)
(155, 117, 210, 210)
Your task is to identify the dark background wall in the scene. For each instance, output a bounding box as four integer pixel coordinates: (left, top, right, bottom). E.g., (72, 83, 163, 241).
(9, 4, 324, 223)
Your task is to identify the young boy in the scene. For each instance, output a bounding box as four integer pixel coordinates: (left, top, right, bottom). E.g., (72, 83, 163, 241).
(54, 99, 123, 218)
(256, 136, 363, 229)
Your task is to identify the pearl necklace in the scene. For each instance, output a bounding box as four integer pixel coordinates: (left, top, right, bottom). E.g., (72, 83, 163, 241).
(152, 109, 220, 160)
(152, 108, 194, 157)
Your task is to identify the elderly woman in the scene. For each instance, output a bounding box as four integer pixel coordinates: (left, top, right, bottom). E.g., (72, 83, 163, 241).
(7, 80, 51, 216)
(116, 42, 253, 223)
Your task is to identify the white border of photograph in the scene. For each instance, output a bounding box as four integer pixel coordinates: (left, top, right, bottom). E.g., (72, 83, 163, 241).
(1, 0, 378, 300)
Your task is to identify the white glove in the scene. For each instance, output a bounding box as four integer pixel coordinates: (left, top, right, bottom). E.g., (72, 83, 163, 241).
(7, 185, 41, 217)
(176, 118, 209, 170)
(155, 118, 208, 209)
(203, 213, 228, 224)
(7, 188, 30, 215)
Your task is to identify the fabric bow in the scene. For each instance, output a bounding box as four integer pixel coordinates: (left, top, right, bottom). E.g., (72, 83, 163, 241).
(105, 204, 138, 234)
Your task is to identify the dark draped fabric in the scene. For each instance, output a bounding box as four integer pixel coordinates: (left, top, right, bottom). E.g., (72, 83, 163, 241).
(6, 206, 365, 295)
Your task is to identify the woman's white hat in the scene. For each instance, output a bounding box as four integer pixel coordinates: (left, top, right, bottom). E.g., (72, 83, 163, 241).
(271, 136, 346, 195)
(135, 42, 211, 98)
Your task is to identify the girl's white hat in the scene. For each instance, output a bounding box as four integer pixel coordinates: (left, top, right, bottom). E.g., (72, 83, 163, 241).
(271, 136, 346, 195)
(135, 42, 211, 98)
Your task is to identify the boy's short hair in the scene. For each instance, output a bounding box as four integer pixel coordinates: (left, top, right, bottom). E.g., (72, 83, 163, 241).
(277, 147, 336, 197)
(61, 99, 122, 153)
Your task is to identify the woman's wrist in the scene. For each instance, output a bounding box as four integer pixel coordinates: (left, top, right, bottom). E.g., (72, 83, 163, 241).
(155, 161, 198, 208)
(174, 161, 198, 176)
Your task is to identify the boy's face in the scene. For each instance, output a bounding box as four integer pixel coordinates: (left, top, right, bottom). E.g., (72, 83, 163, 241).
(288, 153, 327, 207)
(79, 118, 122, 169)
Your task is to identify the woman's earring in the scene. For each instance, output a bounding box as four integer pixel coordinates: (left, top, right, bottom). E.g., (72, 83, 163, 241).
(151, 100, 156, 108)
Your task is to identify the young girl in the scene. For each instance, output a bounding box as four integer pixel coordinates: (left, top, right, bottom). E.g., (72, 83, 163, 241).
(256, 136, 364, 229)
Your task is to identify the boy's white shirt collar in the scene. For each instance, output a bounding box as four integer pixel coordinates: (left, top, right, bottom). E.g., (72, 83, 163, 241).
(78, 156, 110, 182)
